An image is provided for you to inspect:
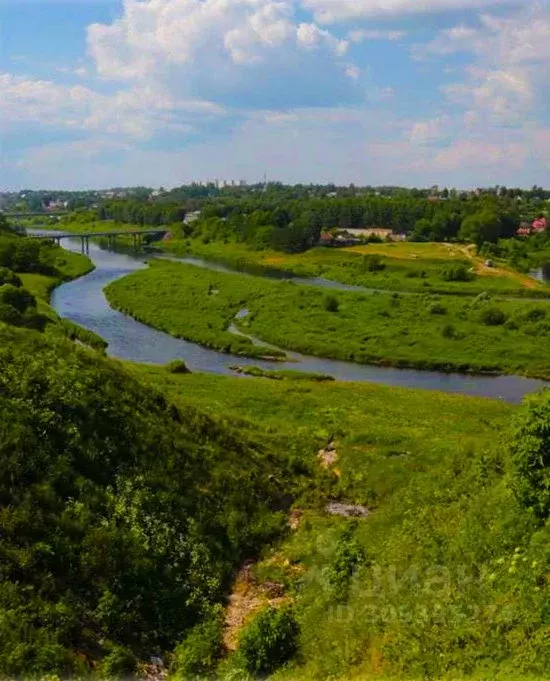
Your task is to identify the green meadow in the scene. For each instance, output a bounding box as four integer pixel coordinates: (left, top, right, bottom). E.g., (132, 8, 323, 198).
(106, 260, 550, 379)
(161, 238, 546, 297)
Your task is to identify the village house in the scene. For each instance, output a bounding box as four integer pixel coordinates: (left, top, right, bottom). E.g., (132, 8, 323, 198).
(517, 216, 547, 236)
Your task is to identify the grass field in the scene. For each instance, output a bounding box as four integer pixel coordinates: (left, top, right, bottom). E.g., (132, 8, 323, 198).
(161, 238, 547, 297)
(132, 366, 550, 681)
(106, 260, 550, 379)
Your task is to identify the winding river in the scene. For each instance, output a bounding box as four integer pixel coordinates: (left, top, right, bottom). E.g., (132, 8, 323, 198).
(45, 234, 549, 404)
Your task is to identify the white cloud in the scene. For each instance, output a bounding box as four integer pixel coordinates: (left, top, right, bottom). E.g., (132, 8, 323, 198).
(349, 29, 407, 42)
(419, 5, 550, 125)
(87, 0, 352, 92)
(409, 116, 449, 144)
(444, 66, 534, 122)
(431, 139, 528, 170)
(345, 64, 361, 80)
(302, 0, 516, 24)
(0, 73, 225, 140)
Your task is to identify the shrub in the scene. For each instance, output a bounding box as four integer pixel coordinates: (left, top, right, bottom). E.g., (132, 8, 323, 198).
(325, 522, 366, 597)
(479, 307, 507, 326)
(510, 390, 550, 520)
(237, 606, 299, 676)
(0, 267, 22, 288)
(324, 295, 339, 313)
(522, 308, 546, 323)
(442, 324, 456, 339)
(171, 615, 223, 679)
(429, 303, 447, 315)
(167, 359, 192, 374)
(0, 285, 35, 313)
(99, 646, 137, 679)
(362, 254, 386, 272)
(0, 303, 23, 326)
(440, 264, 473, 282)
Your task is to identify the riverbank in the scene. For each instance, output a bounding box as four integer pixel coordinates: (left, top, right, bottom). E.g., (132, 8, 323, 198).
(160, 238, 549, 298)
(19, 242, 106, 350)
(31, 220, 548, 298)
(106, 259, 550, 380)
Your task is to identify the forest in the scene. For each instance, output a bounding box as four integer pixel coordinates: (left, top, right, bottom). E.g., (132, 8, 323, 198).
(61, 185, 545, 256)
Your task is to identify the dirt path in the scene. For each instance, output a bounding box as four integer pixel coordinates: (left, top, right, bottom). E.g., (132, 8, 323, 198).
(446, 244, 540, 290)
(223, 563, 290, 652)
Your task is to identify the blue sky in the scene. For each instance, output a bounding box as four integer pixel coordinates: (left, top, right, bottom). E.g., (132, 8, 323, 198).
(1, 0, 548, 190)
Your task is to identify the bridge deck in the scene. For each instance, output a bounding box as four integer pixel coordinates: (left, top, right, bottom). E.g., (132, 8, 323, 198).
(30, 229, 167, 239)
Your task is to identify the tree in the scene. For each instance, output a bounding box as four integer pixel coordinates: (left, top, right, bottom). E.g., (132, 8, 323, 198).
(458, 211, 501, 248)
(510, 390, 550, 520)
(0, 284, 35, 313)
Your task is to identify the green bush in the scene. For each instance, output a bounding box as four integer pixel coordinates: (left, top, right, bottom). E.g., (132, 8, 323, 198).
(440, 263, 473, 282)
(0, 267, 22, 288)
(324, 295, 339, 313)
(428, 302, 447, 315)
(442, 324, 456, 339)
(510, 390, 550, 520)
(237, 606, 299, 676)
(479, 307, 507, 326)
(362, 254, 386, 272)
(325, 522, 366, 597)
(522, 308, 546, 323)
(171, 615, 223, 679)
(0, 284, 35, 313)
(99, 646, 137, 679)
(0, 303, 23, 326)
(167, 359, 192, 374)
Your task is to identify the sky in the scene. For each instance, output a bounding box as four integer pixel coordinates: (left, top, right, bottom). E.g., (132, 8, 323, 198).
(0, 0, 549, 190)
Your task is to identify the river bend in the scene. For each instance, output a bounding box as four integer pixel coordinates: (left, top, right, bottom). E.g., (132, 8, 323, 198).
(43, 234, 549, 404)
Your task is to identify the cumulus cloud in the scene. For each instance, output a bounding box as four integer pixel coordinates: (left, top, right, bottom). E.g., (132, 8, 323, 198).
(87, 0, 356, 108)
(0, 73, 224, 140)
(418, 5, 549, 124)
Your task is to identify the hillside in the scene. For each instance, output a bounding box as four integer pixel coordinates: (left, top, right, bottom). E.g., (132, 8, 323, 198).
(0, 326, 314, 678)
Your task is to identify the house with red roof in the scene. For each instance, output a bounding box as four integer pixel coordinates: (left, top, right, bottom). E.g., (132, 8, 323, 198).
(517, 216, 547, 236)
(532, 216, 547, 232)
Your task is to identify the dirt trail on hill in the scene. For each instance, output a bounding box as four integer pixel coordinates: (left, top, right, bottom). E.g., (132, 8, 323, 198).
(447, 244, 539, 290)
(223, 563, 290, 652)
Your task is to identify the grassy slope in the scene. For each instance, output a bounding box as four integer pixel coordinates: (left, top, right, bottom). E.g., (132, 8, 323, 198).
(0, 325, 316, 678)
(107, 260, 550, 379)
(161, 238, 546, 297)
(135, 367, 550, 680)
(19, 246, 106, 350)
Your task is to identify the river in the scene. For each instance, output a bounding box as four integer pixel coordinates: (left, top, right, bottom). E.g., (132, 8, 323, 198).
(44, 234, 548, 404)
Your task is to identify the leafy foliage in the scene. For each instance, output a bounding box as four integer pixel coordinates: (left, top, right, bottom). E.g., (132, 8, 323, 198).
(0, 326, 293, 676)
(237, 606, 299, 676)
(510, 390, 550, 519)
(479, 307, 507, 326)
(440, 263, 473, 282)
(324, 295, 339, 313)
(167, 359, 192, 374)
(0, 267, 22, 287)
(171, 611, 223, 679)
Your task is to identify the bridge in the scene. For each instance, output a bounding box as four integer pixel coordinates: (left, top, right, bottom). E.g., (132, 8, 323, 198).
(30, 229, 168, 253)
